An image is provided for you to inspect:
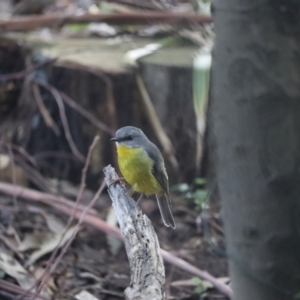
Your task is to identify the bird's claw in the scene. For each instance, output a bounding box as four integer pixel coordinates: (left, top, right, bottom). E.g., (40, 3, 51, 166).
(108, 177, 126, 188)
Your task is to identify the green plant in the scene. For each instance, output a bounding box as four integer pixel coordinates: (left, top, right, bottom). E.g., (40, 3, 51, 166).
(192, 277, 210, 296)
(171, 177, 208, 211)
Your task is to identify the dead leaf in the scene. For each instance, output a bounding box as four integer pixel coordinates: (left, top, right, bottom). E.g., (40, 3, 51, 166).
(16, 213, 77, 267)
(25, 225, 76, 267)
(75, 290, 100, 300)
(106, 207, 122, 255)
(0, 154, 10, 169)
(171, 278, 213, 289)
(0, 252, 35, 290)
(34, 266, 57, 292)
(0, 252, 52, 296)
(42, 212, 66, 233)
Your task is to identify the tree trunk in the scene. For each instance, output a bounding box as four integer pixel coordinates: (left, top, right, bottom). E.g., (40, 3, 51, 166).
(210, 1, 300, 299)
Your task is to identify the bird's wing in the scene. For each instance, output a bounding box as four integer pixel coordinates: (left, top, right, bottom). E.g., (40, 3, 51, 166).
(147, 143, 169, 196)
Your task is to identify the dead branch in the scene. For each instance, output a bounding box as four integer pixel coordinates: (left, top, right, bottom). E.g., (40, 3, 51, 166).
(104, 165, 165, 300)
(0, 182, 97, 214)
(0, 12, 212, 32)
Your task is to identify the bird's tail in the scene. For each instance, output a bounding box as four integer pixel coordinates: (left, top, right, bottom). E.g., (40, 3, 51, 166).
(156, 194, 176, 229)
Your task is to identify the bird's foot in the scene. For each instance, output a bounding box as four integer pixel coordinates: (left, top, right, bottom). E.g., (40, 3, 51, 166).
(136, 193, 144, 205)
(108, 177, 126, 188)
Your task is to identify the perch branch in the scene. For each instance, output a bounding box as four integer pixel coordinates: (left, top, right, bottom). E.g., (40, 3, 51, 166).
(0, 12, 212, 32)
(104, 165, 165, 300)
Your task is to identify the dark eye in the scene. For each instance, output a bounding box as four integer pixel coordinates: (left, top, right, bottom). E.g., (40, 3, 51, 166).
(127, 135, 133, 140)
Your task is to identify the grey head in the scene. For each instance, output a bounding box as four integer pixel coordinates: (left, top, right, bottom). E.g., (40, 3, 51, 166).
(110, 126, 149, 148)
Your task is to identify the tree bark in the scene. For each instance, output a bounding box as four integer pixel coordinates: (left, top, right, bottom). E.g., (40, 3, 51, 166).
(211, 0, 300, 299)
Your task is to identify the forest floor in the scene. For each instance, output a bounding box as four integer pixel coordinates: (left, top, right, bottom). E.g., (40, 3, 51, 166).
(0, 185, 228, 300)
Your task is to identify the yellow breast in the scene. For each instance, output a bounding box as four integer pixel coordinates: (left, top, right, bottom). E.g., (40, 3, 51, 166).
(116, 145, 162, 195)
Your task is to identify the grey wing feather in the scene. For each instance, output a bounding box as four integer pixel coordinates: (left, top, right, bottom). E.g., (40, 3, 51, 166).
(146, 142, 169, 196)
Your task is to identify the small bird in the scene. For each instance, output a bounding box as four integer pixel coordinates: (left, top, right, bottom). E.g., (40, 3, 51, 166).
(111, 126, 175, 229)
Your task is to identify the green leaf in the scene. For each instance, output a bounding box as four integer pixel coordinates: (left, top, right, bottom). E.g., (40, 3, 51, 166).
(194, 177, 207, 185)
(193, 49, 211, 132)
(192, 277, 210, 294)
(294, 292, 300, 299)
(192, 190, 207, 200)
(191, 276, 203, 285)
(171, 183, 190, 193)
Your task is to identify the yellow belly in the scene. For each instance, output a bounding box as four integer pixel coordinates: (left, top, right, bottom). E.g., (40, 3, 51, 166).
(116, 145, 162, 195)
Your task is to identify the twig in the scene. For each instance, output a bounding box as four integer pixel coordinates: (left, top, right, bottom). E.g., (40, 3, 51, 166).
(0, 58, 56, 82)
(32, 78, 85, 162)
(0, 279, 49, 300)
(0, 12, 213, 32)
(0, 182, 97, 214)
(0, 142, 37, 167)
(32, 78, 114, 135)
(32, 83, 61, 136)
(0, 142, 56, 194)
(104, 165, 165, 299)
(14, 156, 55, 193)
(7, 144, 18, 209)
(58, 85, 115, 136)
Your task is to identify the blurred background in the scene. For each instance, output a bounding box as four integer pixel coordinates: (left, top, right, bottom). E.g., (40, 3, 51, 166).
(0, 1, 229, 300)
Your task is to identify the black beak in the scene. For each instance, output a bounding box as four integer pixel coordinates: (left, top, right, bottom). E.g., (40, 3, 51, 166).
(110, 137, 118, 142)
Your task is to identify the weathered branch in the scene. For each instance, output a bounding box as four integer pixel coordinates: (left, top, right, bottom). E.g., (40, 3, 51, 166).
(0, 12, 212, 32)
(103, 165, 165, 300)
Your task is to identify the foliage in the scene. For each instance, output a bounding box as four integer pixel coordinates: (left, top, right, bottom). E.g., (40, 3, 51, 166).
(192, 276, 210, 296)
(171, 177, 208, 211)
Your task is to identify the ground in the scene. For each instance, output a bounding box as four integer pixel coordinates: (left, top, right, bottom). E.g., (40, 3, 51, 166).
(0, 186, 228, 300)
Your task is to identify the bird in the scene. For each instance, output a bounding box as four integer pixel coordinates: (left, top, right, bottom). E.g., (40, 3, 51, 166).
(111, 126, 175, 229)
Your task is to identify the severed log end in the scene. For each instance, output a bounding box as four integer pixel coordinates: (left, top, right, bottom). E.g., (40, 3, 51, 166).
(103, 165, 165, 300)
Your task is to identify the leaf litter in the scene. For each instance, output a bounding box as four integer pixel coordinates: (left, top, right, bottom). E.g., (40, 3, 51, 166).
(0, 185, 228, 300)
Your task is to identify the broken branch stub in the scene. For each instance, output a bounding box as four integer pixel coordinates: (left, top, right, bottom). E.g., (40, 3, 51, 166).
(103, 165, 165, 300)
